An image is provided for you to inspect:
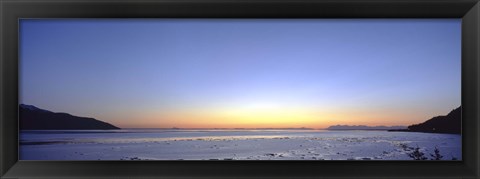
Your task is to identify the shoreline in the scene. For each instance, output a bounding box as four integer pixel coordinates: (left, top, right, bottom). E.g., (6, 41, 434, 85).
(387, 129, 461, 135)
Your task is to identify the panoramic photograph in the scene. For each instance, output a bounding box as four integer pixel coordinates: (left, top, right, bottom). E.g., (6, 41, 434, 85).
(19, 19, 461, 161)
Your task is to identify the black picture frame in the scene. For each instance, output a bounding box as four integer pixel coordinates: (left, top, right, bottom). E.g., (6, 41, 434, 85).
(1, 0, 479, 178)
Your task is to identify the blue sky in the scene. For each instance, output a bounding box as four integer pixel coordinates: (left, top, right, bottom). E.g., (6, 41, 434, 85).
(20, 19, 461, 128)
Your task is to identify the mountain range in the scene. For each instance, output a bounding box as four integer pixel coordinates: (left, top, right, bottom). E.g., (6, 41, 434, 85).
(19, 104, 120, 130)
(19, 104, 461, 133)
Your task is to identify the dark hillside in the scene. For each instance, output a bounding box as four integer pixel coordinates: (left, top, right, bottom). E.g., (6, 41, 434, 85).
(391, 107, 461, 134)
(20, 104, 120, 130)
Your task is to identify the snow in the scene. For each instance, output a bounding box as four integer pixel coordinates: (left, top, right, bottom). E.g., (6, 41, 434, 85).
(19, 130, 462, 160)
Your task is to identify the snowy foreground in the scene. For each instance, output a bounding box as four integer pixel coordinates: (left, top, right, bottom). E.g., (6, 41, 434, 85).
(20, 129, 461, 160)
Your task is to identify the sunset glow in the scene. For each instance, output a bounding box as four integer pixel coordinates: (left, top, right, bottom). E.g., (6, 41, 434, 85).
(110, 105, 439, 129)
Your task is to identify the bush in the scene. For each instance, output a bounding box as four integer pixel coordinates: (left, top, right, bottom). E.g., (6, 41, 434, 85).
(430, 147, 443, 160)
(407, 145, 428, 160)
(404, 145, 450, 160)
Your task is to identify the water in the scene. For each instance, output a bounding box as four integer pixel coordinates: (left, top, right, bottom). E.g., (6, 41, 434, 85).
(19, 129, 462, 160)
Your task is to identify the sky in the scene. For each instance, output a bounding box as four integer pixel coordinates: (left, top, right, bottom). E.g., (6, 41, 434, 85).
(19, 19, 461, 129)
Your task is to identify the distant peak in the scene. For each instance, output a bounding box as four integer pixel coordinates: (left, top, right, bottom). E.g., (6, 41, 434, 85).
(19, 104, 51, 113)
(20, 104, 39, 110)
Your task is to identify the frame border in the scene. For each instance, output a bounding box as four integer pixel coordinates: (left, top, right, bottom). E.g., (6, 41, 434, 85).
(1, 0, 479, 178)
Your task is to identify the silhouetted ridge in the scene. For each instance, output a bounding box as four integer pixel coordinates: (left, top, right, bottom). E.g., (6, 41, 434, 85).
(20, 104, 120, 130)
(405, 107, 461, 134)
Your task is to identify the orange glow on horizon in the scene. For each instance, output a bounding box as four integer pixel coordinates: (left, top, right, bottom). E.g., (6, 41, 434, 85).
(109, 105, 430, 129)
